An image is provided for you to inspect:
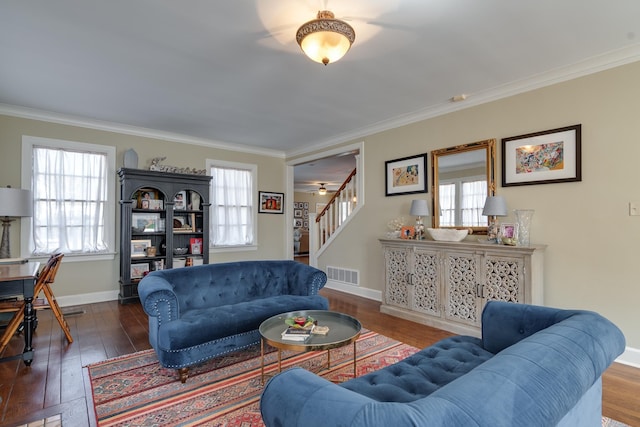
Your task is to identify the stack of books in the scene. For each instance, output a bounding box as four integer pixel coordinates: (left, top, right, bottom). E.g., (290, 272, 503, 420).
(281, 326, 312, 342)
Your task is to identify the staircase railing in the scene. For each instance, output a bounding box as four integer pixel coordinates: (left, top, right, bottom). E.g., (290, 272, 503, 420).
(314, 168, 357, 249)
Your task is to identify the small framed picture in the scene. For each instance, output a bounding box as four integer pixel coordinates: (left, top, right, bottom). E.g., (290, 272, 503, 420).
(190, 237, 203, 255)
(294, 209, 303, 218)
(173, 190, 187, 210)
(400, 226, 415, 239)
(148, 199, 163, 210)
(259, 191, 284, 214)
(294, 218, 303, 227)
(294, 202, 300, 208)
(499, 223, 518, 239)
(131, 239, 152, 257)
(136, 188, 160, 209)
(303, 202, 309, 209)
(131, 263, 150, 279)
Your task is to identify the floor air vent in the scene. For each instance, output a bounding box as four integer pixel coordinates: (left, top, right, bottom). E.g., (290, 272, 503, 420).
(327, 266, 359, 286)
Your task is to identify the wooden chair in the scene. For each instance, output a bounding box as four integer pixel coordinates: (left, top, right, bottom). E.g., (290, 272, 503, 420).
(0, 253, 72, 355)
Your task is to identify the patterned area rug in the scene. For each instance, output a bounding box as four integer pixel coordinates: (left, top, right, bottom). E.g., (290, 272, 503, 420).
(88, 330, 630, 427)
(87, 330, 418, 426)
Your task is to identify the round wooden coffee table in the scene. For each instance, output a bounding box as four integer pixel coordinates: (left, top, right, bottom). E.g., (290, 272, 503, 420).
(259, 310, 362, 383)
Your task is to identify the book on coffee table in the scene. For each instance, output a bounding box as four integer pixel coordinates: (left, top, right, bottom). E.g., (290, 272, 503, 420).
(281, 327, 312, 341)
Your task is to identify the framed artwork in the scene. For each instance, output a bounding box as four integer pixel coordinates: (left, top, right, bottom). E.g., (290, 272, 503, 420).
(173, 191, 187, 210)
(130, 263, 150, 279)
(500, 223, 518, 239)
(259, 191, 284, 214)
(400, 226, 415, 239)
(502, 124, 581, 187)
(385, 153, 428, 196)
(294, 202, 299, 208)
(132, 213, 163, 232)
(131, 239, 152, 257)
(294, 218, 303, 227)
(294, 209, 303, 218)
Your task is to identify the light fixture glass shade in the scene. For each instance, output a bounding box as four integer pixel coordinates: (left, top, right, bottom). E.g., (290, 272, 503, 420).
(318, 183, 327, 195)
(409, 199, 429, 217)
(482, 196, 507, 217)
(0, 187, 33, 217)
(296, 11, 355, 65)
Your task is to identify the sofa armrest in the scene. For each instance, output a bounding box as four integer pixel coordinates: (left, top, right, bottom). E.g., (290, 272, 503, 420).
(260, 368, 375, 427)
(138, 273, 180, 322)
(288, 263, 327, 296)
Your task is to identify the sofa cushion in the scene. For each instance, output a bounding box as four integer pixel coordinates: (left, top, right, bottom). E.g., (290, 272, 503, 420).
(340, 336, 493, 402)
(157, 295, 328, 350)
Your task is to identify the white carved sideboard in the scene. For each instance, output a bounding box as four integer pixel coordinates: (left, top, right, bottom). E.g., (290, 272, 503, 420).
(379, 238, 545, 336)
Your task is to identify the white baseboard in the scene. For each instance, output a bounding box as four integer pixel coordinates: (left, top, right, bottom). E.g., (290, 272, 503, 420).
(56, 290, 119, 307)
(617, 347, 640, 368)
(324, 280, 381, 301)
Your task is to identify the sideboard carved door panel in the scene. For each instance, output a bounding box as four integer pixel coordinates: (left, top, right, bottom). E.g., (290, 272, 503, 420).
(411, 249, 441, 317)
(444, 251, 480, 327)
(484, 255, 525, 303)
(384, 247, 410, 309)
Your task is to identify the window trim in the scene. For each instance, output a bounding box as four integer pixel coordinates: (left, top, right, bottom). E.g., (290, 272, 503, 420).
(21, 135, 116, 261)
(206, 158, 258, 252)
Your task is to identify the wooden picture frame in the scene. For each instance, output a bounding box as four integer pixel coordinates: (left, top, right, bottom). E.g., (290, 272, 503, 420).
(502, 124, 581, 187)
(400, 226, 415, 239)
(385, 153, 428, 196)
(259, 191, 284, 214)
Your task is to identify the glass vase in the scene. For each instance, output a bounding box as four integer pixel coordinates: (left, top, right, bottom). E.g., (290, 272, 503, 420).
(514, 209, 534, 247)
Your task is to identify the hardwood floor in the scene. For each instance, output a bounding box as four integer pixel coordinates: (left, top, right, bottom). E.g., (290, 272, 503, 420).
(0, 289, 638, 426)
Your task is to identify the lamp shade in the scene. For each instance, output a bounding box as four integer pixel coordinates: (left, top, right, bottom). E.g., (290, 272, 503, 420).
(0, 187, 32, 217)
(296, 11, 355, 65)
(410, 199, 430, 217)
(482, 196, 507, 217)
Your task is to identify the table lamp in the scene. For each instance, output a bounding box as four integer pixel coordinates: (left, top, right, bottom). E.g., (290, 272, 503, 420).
(410, 199, 430, 240)
(0, 186, 33, 260)
(482, 196, 507, 243)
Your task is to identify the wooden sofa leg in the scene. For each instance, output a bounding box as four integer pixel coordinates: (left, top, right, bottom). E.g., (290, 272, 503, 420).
(179, 367, 189, 383)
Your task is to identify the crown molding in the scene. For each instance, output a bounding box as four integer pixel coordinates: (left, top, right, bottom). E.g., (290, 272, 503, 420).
(0, 103, 286, 159)
(285, 43, 640, 158)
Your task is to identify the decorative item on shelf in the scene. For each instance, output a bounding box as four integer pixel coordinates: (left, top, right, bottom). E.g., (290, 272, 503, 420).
(190, 191, 201, 210)
(482, 196, 508, 243)
(173, 258, 186, 268)
(499, 223, 518, 246)
(409, 199, 429, 240)
(514, 209, 535, 246)
(173, 247, 188, 255)
(296, 10, 355, 65)
(426, 228, 469, 242)
(386, 216, 405, 238)
(0, 186, 33, 260)
(400, 226, 415, 240)
(149, 157, 207, 175)
(144, 246, 157, 257)
(123, 148, 138, 168)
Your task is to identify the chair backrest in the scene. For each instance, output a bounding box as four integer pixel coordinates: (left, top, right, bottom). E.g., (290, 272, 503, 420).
(36, 253, 64, 290)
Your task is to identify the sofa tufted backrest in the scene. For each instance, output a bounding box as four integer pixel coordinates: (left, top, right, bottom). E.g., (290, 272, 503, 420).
(142, 260, 327, 313)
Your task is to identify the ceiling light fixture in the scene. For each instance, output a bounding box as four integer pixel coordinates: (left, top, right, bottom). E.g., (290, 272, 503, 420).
(296, 10, 355, 65)
(318, 183, 328, 195)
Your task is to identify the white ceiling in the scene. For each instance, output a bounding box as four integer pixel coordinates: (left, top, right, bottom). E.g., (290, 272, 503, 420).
(2, 1, 640, 166)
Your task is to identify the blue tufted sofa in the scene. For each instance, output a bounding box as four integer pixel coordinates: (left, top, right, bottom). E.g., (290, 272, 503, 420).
(138, 260, 328, 382)
(260, 301, 625, 426)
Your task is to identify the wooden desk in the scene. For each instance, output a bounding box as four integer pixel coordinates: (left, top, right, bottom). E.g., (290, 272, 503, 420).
(0, 262, 40, 365)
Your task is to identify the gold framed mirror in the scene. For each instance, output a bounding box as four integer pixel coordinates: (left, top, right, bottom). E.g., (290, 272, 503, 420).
(431, 139, 496, 234)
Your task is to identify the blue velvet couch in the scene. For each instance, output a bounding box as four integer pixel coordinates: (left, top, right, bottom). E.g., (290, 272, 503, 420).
(260, 301, 625, 426)
(138, 260, 328, 382)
